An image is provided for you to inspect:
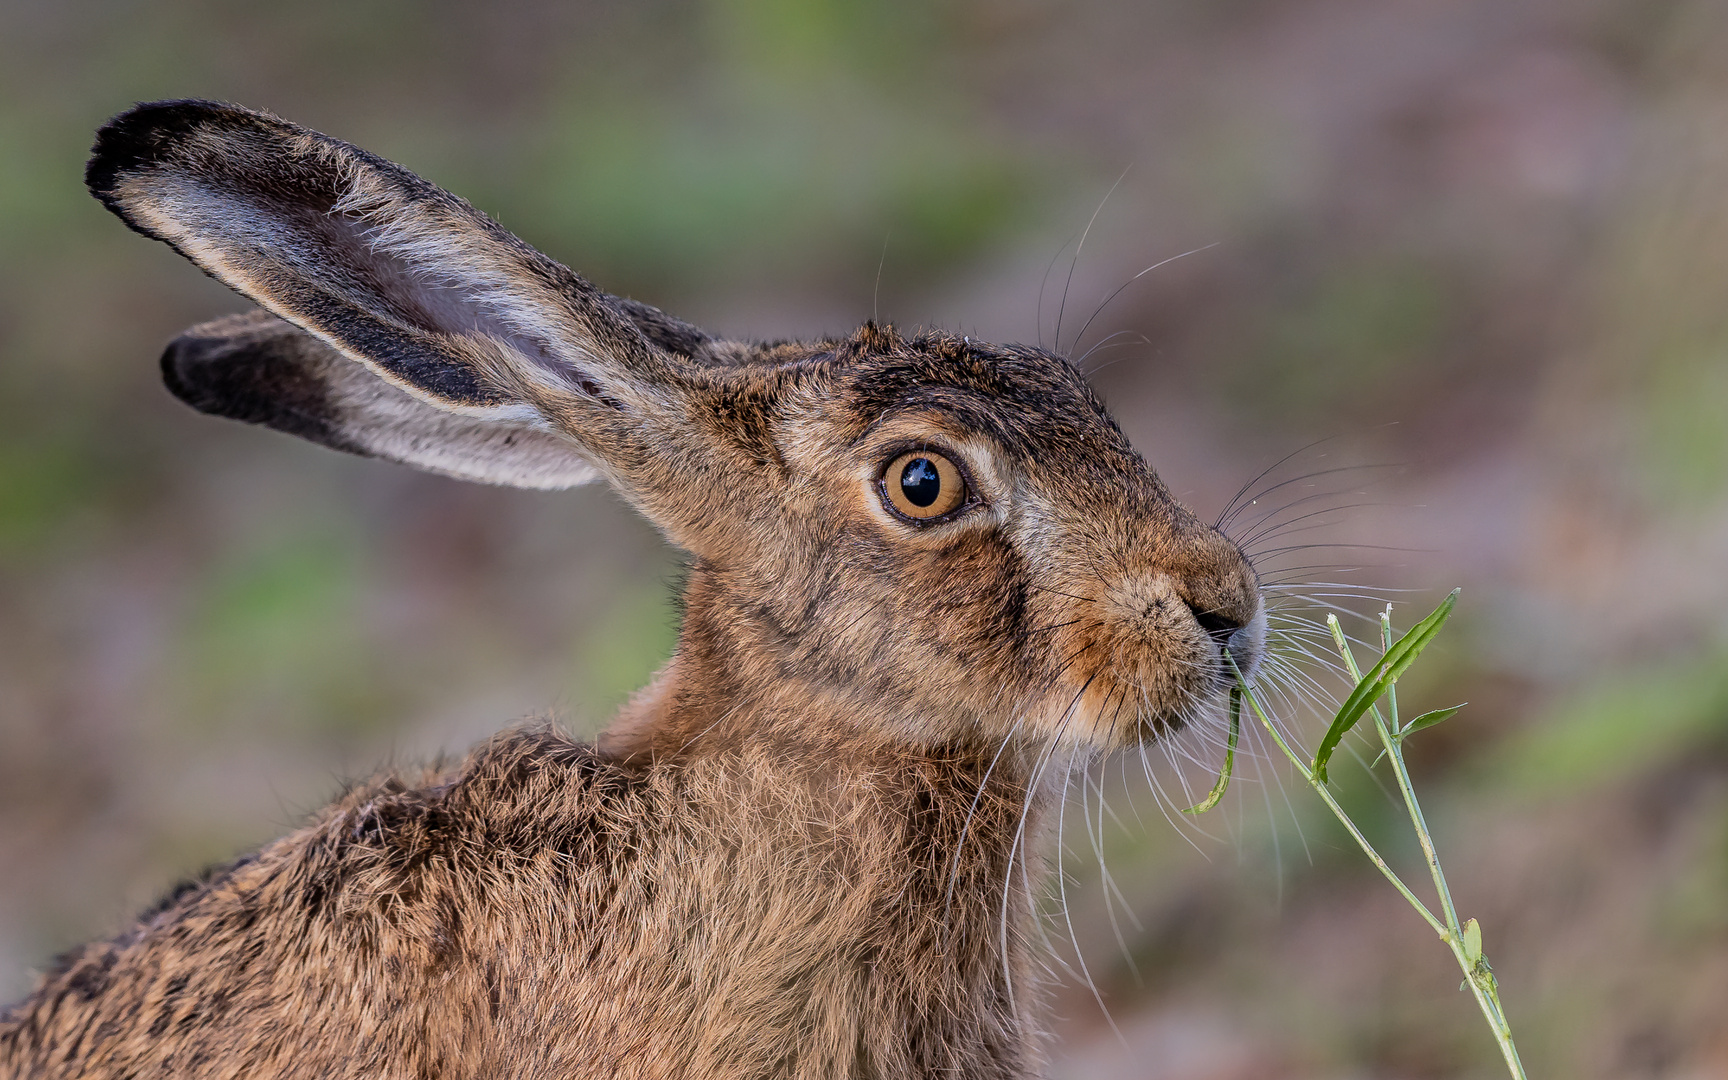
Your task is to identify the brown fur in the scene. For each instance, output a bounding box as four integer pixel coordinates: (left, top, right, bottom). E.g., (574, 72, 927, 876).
(1, 101, 1264, 1078)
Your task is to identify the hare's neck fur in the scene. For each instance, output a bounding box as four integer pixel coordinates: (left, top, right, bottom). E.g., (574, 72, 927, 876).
(571, 589, 1064, 1076)
(601, 569, 994, 761)
(604, 732, 1060, 1078)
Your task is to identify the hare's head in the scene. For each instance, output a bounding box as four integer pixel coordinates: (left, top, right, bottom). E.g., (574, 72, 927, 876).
(89, 100, 1262, 757)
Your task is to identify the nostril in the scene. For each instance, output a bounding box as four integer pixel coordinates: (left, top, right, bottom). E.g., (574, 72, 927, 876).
(1188, 604, 1243, 645)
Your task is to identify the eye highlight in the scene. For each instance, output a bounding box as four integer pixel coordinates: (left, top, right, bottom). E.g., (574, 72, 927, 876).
(882, 451, 967, 521)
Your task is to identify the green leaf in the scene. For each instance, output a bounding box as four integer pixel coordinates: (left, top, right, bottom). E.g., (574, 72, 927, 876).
(1183, 687, 1240, 814)
(1312, 589, 1460, 783)
(1401, 704, 1465, 738)
(1462, 917, 1483, 966)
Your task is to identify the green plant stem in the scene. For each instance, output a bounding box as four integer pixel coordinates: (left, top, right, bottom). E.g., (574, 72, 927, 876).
(1327, 614, 1527, 1080)
(1336, 614, 1465, 932)
(1227, 651, 1526, 1079)
(1224, 656, 1447, 938)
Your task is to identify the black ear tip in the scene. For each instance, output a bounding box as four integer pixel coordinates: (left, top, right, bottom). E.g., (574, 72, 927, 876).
(157, 316, 357, 451)
(159, 331, 208, 412)
(86, 99, 244, 203)
(159, 324, 241, 416)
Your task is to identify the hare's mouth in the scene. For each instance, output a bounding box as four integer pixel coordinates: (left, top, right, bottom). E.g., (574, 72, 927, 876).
(1040, 592, 1267, 752)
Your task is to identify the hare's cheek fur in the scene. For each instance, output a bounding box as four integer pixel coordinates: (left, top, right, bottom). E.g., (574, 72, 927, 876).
(1087, 572, 1227, 733)
(994, 494, 1263, 749)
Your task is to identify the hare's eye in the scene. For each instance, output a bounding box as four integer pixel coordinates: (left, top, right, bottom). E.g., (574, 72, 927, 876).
(883, 451, 967, 521)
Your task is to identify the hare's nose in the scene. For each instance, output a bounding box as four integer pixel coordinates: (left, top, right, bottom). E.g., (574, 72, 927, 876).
(1167, 527, 1262, 650)
(1187, 603, 1244, 645)
(1177, 561, 1266, 679)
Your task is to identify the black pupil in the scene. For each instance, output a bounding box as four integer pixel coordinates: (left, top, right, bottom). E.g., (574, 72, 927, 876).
(900, 458, 942, 508)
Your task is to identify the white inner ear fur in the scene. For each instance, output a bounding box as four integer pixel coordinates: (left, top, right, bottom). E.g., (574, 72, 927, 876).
(331, 371, 597, 490)
(328, 176, 618, 401)
(123, 166, 642, 415)
(190, 315, 600, 490)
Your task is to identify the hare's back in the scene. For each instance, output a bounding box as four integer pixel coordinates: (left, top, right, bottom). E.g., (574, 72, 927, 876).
(0, 728, 651, 1078)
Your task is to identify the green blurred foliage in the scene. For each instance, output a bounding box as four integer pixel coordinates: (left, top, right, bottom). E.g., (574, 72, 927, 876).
(1233, 259, 1455, 421)
(1483, 647, 1728, 798)
(1656, 803, 1728, 943)
(1640, 343, 1728, 504)
(173, 529, 385, 740)
(567, 568, 683, 722)
(511, 0, 1044, 296)
(0, 432, 108, 555)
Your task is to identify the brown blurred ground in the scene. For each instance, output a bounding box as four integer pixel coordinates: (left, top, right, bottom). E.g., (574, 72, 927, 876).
(4, 1, 1728, 1076)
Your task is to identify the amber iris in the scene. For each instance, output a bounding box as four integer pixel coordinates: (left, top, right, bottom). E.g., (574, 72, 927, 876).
(883, 451, 966, 520)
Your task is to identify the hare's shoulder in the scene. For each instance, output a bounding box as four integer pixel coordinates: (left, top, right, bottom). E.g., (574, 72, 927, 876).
(1, 728, 648, 1073)
(319, 724, 650, 870)
(116, 724, 644, 952)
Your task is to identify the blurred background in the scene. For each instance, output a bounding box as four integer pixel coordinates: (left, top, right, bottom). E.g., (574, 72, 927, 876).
(3, 0, 1727, 1075)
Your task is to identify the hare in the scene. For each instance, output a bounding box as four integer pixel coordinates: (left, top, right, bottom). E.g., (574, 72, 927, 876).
(1, 100, 1264, 1079)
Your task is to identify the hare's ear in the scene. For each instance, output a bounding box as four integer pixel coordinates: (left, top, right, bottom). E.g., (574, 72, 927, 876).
(87, 99, 698, 485)
(163, 310, 596, 488)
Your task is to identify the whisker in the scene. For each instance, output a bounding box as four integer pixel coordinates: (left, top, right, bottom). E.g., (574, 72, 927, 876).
(943, 714, 1028, 922)
(1069, 242, 1220, 357)
(1026, 583, 1097, 604)
(1220, 462, 1402, 535)
(1001, 674, 1095, 1015)
(1055, 165, 1132, 355)
(1036, 235, 1076, 352)
(1082, 753, 1145, 988)
(1249, 693, 1315, 866)
(1238, 498, 1384, 552)
(1017, 618, 1089, 640)
(1257, 728, 1286, 911)
(1074, 329, 1149, 372)
(1215, 435, 1351, 531)
(1136, 738, 1215, 853)
(1118, 751, 1148, 831)
(1251, 542, 1421, 559)
(1258, 563, 1375, 579)
(1057, 753, 1127, 1047)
